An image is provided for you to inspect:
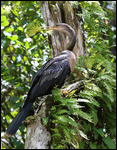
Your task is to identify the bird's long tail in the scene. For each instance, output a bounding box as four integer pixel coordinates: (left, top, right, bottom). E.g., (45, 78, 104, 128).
(6, 101, 33, 137)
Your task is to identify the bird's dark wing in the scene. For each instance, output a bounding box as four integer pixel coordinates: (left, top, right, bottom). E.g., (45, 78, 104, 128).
(30, 58, 54, 87)
(23, 58, 70, 106)
(39, 59, 70, 88)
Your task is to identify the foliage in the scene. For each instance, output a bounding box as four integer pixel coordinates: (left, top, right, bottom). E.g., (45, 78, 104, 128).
(77, 1, 116, 149)
(1, 1, 51, 149)
(50, 88, 91, 149)
(49, 1, 116, 149)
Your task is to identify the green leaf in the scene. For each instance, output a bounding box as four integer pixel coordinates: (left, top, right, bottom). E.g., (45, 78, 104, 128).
(93, 127, 104, 137)
(23, 56, 28, 62)
(23, 66, 27, 72)
(63, 128, 71, 143)
(102, 136, 116, 149)
(90, 98, 100, 107)
(5, 27, 14, 32)
(103, 81, 114, 102)
(12, 56, 16, 61)
(56, 109, 70, 115)
(67, 116, 78, 127)
(100, 68, 105, 75)
(52, 88, 62, 101)
(17, 26, 23, 31)
(79, 130, 89, 140)
(77, 98, 92, 103)
(83, 122, 90, 133)
(98, 74, 115, 84)
(1, 20, 9, 27)
(51, 106, 56, 111)
(86, 83, 102, 93)
(96, 60, 106, 69)
(11, 35, 18, 41)
(102, 93, 112, 111)
(11, 9, 18, 17)
(25, 41, 30, 49)
(89, 105, 98, 125)
(60, 98, 77, 104)
(51, 132, 61, 138)
(1, 8, 4, 14)
(1, 15, 6, 21)
(26, 19, 41, 36)
(56, 115, 78, 127)
(73, 109, 93, 123)
(85, 58, 95, 69)
(57, 115, 68, 123)
(79, 90, 100, 107)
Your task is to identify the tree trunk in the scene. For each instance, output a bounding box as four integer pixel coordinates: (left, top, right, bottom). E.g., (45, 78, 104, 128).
(25, 1, 85, 149)
(24, 100, 51, 149)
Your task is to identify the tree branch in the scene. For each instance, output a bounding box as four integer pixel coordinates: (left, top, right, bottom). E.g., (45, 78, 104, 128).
(61, 80, 85, 95)
(65, 80, 85, 92)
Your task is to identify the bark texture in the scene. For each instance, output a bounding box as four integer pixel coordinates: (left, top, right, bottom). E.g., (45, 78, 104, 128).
(24, 101, 51, 149)
(25, 117, 51, 149)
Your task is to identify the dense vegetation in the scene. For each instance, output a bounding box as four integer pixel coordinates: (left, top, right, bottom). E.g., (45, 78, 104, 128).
(1, 1, 116, 149)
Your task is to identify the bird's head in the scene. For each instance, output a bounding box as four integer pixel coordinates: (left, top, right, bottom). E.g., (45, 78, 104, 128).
(45, 23, 73, 35)
(43, 23, 76, 51)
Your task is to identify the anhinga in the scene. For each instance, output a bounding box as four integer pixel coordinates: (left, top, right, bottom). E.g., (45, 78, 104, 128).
(6, 23, 77, 136)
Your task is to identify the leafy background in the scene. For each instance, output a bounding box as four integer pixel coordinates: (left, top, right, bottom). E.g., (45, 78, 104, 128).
(1, 1, 116, 149)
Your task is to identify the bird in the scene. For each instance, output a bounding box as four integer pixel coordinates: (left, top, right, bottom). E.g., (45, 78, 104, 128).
(6, 23, 77, 136)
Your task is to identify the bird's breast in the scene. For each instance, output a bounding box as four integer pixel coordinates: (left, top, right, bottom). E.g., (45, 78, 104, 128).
(62, 50, 77, 73)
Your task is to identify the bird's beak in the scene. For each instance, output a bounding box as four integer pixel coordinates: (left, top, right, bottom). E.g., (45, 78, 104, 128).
(39, 26, 60, 31)
(44, 27, 56, 30)
(44, 26, 61, 31)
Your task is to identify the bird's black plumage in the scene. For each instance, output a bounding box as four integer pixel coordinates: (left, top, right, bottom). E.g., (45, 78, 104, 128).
(6, 23, 77, 136)
(23, 51, 71, 107)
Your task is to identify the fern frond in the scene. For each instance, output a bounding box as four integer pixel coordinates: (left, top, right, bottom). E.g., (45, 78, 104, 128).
(78, 98, 100, 107)
(55, 109, 70, 115)
(63, 128, 71, 143)
(77, 98, 91, 103)
(103, 81, 114, 102)
(73, 108, 93, 123)
(89, 107, 98, 125)
(26, 20, 41, 36)
(67, 116, 78, 127)
(78, 130, 89, 140)
(79, 90, 100, 107)
(97, 74, 116, 86)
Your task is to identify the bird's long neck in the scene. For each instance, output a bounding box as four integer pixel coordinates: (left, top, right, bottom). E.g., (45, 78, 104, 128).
(64, 25, 76, 51)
